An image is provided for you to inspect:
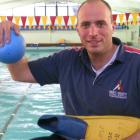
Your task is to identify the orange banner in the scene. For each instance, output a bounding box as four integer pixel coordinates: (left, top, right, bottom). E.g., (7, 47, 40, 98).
(28, 16, 34, 28)
(41, 16, 48, 29)
(119, 14, 125, 25)
(132, 13, 138, 25)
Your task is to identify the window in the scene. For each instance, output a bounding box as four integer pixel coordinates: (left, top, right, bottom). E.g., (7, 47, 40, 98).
(13, 5, 34, 16)
(35, 6, 45, 16)
(58, 5, 67, 16)
(0, 2, 80, 16)
(0, 9, 13, 16)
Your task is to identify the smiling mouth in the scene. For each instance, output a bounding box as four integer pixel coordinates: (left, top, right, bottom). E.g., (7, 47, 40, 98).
(87, 40, 101, 45)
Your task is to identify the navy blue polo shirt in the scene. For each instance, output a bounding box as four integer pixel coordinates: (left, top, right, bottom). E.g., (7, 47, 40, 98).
(28, 37, 140, 117)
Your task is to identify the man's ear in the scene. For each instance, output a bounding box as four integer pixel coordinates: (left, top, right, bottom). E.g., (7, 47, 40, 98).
(112, 24, 114, 34)
(76, 25, 80, 35)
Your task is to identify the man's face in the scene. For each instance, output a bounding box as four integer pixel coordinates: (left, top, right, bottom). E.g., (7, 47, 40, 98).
(77, 1, 114, 56)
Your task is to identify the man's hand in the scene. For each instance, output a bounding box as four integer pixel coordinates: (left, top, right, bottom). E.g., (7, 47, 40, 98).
(123, 129, 140, 140)
(0, 20, 20, 46)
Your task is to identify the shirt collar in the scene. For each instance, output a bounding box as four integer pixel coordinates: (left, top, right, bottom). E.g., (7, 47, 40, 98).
(91, 45, 120, 76)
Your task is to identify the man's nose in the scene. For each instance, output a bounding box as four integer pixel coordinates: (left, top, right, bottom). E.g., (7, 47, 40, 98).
(89, 24, 98, 36)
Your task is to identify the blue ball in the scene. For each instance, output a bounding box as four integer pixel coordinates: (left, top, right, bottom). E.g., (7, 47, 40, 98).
(0, 30, 25, 64)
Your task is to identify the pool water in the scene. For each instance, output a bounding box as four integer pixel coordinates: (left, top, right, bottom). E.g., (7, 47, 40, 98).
(0, 47, 65, 140)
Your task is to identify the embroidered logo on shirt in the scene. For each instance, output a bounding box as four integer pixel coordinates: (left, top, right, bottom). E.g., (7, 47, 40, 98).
(109, 80, 127, 99)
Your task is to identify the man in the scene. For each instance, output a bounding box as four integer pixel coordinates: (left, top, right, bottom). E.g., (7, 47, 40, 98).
(0, 0, 140, 139)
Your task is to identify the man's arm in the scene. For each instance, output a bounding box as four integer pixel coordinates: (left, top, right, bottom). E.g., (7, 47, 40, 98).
(7, 57, 36, 83)
(0, 21, 36, 83)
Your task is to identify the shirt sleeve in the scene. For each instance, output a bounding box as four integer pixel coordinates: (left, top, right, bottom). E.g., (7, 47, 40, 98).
(28, 52, 61, 86)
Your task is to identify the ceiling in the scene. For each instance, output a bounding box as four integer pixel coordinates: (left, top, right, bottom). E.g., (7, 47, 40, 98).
(0, 0, 140, 13)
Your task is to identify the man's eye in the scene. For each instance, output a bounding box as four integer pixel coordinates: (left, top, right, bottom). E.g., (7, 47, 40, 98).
(96, 22, 105, 28)
(81, 22, 90, 28)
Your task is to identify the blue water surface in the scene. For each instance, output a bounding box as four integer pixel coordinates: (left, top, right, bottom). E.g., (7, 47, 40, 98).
(0, 47, 65, 140)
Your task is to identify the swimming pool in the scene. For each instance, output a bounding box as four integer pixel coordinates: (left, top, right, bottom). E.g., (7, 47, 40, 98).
(0, 47, 65, 140)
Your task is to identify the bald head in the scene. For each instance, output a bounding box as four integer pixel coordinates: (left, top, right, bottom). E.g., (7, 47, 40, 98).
(77, 0, 112, 23)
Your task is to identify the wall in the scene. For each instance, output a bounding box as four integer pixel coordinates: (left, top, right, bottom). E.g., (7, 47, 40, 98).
(21, 30, 81, 44)
(113, 25, 140, 47)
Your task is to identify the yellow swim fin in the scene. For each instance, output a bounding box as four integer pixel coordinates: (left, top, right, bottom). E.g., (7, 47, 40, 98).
(76, 115, 140, 140)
